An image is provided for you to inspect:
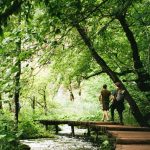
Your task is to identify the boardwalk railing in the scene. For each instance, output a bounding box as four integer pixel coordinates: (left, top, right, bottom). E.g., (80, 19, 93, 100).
(37, 120, 120, 135)
(37, 120, 150, 150)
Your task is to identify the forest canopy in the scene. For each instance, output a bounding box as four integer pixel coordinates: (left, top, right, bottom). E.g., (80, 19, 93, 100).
(0, 0, 150, 127)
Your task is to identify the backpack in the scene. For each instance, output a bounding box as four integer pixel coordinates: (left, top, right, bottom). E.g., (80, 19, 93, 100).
(116, 90, 125, 101)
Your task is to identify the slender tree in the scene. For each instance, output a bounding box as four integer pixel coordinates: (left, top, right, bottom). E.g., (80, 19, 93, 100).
(38, 85, 48, 115)
(73, 21, 149, 127)
(14, 14, 22, 127)
(0, 93, 2, 109)
(117, 14, 150, 99)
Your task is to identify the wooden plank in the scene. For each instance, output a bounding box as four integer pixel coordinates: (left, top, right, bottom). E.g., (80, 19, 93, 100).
(108, 131, 150, 137)
(97, 125, 150, 131)
(37, 119, 150, 147)
(108, 131, 150, 144)
(116, 138, 150, 144)
(39, 120, 69, 125)
(116, 144, 150, 150)
(38, 120, 119, 126)
(88, 121, 120, 125)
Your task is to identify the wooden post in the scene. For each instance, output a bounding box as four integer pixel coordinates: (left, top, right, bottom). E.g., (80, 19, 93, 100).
(96, 129, 99, 141)
(71, 125, 75, 136)
(45, 124, 48, 130)
(87, 126, 91, 136)
(55, 125, 59, 134)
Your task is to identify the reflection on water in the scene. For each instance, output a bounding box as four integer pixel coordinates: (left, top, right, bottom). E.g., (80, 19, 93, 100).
(20, 125, 100, 150)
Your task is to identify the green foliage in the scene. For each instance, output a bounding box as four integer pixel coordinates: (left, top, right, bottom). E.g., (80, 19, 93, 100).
(0, 111, 22, 150)
(19, 118, 53, 139)
(0, 130, 22, 150)
(80, 110, 102, 121)
(0, 110, 56, 149)
(0, 0, 149, 138)
(19, 119, 39, 139)
(99, 135, 114, 150)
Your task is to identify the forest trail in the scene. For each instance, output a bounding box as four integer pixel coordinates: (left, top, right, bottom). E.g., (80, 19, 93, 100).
(38, 120, 150, 150)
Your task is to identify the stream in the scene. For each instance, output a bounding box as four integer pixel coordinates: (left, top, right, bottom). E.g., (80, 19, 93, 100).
(20, 125, 101, 150)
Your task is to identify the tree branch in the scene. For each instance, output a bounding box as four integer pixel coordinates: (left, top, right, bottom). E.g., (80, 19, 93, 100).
(83, 70, 104, 79)
(0, 0, 22, 26)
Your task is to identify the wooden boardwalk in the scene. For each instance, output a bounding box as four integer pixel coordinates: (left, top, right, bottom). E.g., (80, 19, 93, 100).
(38, 120, 150, 150)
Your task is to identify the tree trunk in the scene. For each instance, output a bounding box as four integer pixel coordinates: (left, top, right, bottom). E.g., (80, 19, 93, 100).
(74, 22, 149, 127)
(43, 88, 47, 115)
(77, 78, 82, 96)
(0, 93, 2, 109)
(31, 96, 36, 114)
(14, 45, 21, 126)
(118, 15, 150, 97)
(9, 102, 12, 112)
(14, 14, 21, 127)
(68, 84, 74, 101)
(38, 85, 48, 115)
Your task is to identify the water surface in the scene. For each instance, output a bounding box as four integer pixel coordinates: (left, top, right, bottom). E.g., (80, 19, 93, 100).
(21, 136, 99, 150)
(21, 125, 100, 150)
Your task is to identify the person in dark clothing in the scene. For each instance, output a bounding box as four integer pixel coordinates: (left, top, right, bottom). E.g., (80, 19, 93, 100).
(99, 84, 111, 121)
(110, 82, 125, 124)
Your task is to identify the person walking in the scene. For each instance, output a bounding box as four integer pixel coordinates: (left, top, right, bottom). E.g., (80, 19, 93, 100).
(110, 82, 125, 125)
(99, 84, 111, 121)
